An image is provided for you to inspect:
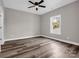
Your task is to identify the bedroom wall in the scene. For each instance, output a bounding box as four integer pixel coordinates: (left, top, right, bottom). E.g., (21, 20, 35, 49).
(40, 0, 79, 43)
(0, 0, 2, 6)
(3, 0, 79, 44)
(4, 8, 40, 41)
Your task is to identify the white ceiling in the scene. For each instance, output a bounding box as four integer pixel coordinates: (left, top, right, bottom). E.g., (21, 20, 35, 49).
(3, 0, 77, 15)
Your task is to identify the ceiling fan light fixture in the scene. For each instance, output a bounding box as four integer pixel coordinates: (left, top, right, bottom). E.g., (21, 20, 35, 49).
(36, 8, 38, 11)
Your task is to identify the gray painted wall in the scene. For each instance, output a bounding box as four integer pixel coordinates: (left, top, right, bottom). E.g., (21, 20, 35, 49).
(40, 1, 79, 43)
(0, 0, 4, 6)
(0, 0, 2, 6)
(4, 0, 79, 44)
(4, 8, 40, 40)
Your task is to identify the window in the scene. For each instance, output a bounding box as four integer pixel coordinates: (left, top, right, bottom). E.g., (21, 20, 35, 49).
(50, 15, 61, 35)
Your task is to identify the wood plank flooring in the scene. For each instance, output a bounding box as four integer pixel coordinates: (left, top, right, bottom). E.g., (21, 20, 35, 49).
(0, 37, 79, 58)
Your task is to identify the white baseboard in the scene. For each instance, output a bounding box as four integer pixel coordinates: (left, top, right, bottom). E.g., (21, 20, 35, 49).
(41, 35, 79, 46)
(0, 40, 4, 45)
(4, 35, 79, 46)
(5, 35, 40, 42)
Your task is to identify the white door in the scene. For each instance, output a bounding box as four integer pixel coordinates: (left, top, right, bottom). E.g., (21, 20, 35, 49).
(0, 6, 4, 45)
(0, 12, 2, 43)
(0, 26, 2, 40)
(0, 27, 1, 52)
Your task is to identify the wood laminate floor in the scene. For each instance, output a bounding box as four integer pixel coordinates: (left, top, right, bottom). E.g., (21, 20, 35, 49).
(0, 37, 79, 58)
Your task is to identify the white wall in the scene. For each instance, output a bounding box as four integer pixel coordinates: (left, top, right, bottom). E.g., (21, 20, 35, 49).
(4, 8, 40, 41)
(0, 0, 4, 44)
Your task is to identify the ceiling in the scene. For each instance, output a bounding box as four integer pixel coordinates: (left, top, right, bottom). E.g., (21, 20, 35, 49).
(3, 0, 77, 15)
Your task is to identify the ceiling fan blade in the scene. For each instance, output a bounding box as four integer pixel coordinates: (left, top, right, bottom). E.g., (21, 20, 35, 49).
(29, 1, 35, 5)
(38, 0, 44, 4)
(39, 5, 46, 8)
(28, 6, 35, 8)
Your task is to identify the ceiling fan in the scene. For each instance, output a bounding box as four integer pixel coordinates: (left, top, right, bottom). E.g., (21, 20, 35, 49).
(28, 0, 46, 11)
